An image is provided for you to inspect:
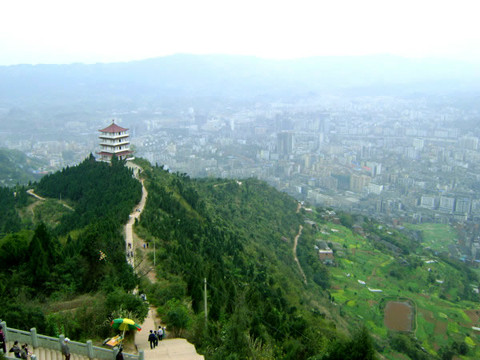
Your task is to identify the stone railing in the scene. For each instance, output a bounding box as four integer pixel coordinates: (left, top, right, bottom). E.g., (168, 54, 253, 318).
(0, 321, 143, 360)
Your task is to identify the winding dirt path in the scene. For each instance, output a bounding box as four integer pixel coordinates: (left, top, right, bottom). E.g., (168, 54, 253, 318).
(27, 188, 46, 200)
(293, 225, 307, 284)
(26, 188, 74, 210)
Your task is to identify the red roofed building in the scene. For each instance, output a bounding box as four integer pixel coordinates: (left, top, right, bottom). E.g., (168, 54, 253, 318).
(98, 120, 134, 162)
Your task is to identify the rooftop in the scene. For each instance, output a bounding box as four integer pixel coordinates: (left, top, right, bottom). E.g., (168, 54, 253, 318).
(99, 120, 129, 133)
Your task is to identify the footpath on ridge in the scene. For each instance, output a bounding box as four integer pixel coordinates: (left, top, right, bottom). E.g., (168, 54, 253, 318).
(293, 202, 307, 284)
(125, 162, 204, 360)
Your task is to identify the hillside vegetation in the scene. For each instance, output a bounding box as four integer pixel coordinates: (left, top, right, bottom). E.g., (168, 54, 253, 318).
(2, 157, 478, 359)
(135, 161, 374, 359)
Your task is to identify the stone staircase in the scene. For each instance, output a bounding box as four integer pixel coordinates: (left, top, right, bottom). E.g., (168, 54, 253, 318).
(5, 341, 90, 360)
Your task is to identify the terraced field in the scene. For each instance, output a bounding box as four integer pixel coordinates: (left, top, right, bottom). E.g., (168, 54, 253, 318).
(316, 222, 480, 359)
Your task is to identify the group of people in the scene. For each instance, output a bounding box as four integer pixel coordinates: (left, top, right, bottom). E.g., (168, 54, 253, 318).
(0, 325, 32, 360)
(8, 341, 32, 359)
(0, 330, 125, 360)
(147, 326, 165, 349)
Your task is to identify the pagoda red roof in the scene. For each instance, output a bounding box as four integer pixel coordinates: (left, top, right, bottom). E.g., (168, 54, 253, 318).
(99, 122, 129, 133)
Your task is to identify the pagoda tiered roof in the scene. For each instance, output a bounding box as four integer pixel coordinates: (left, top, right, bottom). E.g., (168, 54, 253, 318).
(99, 121, 129, 133)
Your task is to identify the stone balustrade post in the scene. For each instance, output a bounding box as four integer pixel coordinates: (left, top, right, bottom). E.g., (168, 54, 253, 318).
(30, 328, 39, 348)
(138, 349, 144, 360)
(112, 346, 119, 360)
(86, 340, 94, 359)
(59, 334, 65, 351)
(1, 321, 8, 343)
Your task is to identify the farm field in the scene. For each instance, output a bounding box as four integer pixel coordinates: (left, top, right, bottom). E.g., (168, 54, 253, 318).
(405, 223, 458, 253)
(384, 301, 414, 332)
(315, 221, 480, 359)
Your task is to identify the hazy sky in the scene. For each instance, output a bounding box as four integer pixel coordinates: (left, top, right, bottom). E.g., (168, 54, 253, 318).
(1, 0, 479, 65)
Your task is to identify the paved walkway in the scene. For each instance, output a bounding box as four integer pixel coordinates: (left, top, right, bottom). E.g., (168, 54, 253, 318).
(126, 162, 204, 360)
(125, 178, 148, 267)
(135, 307, 204, 360)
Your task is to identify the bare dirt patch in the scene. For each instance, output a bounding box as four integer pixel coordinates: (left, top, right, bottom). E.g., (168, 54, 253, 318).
(465, 309, 480, 323)
(419, 309, 435, 323)
(434, 321, 447, 335)
(384, 301, 414, 332)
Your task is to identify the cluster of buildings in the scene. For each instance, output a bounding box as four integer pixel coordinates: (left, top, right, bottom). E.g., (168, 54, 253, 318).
(124, 98, 480, 227)
(3, 94, 480, 259)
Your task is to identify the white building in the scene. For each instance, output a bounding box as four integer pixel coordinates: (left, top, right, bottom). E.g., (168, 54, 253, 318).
(97, 120, 134, 162)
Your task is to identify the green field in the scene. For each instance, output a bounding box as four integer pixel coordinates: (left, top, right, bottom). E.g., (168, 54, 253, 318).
(405, 223, 458, 252)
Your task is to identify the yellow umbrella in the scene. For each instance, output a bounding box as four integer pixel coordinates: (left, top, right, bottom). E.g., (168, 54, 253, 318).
(110, 318, 142, 339)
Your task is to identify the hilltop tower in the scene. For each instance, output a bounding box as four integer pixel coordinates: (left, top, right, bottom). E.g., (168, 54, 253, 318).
(98, 120, 134, 162)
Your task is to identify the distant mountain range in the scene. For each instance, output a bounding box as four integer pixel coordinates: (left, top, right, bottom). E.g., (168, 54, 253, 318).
(0, 148, 46, 186)
(1, 54, 479, 108)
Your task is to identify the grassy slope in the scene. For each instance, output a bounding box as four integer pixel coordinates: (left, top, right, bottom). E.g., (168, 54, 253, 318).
(405, 223, 458, 252)
(15, 196, 74, 234)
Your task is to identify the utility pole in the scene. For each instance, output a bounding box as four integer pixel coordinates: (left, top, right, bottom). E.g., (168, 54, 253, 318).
(204, 278, 208, 323)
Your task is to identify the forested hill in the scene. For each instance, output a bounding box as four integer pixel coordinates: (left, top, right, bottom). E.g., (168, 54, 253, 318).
(0, 156, 146, 341)
(35, 154, 142, 233)
(135, 160, 375, 359)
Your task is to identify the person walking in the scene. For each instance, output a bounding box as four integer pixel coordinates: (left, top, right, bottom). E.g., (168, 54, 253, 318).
(148, 330, 156, 349)
(157, 326, 163, 341)
(0, 325, 6, 354)
(61, 338, 71, 360)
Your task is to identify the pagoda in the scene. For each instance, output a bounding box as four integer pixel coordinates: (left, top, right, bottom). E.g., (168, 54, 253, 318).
(97, 120, 134, 162)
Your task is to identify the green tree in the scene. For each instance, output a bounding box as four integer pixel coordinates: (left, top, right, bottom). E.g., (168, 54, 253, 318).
(27, 224, 54, 287)
(325, 326, 376, 360)
(163, 300, 191, 338)
(339, 213, 354, 228)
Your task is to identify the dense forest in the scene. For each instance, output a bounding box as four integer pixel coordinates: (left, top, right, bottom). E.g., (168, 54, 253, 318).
(0, 155, 147, 340)
(135, 160, 375, 359)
